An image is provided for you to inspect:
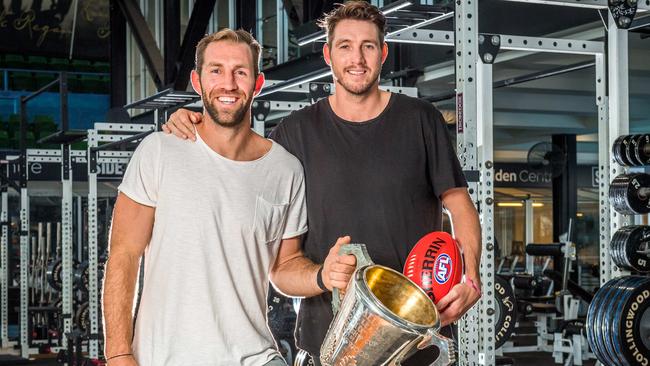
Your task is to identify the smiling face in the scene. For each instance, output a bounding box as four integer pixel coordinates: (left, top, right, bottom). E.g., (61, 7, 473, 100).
(324, 19, 387, 96)
(191, 40, 263, 128)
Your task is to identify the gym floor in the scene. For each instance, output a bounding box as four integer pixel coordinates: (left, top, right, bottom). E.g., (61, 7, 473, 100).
(0, 350, 597, 366)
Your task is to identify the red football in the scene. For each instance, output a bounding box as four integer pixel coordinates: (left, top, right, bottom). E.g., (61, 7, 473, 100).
(404, 231, 464, 304)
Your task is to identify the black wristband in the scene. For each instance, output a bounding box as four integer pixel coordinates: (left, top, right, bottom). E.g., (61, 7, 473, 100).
(107, 353, 133, 361)
(316, 266, 328, 292)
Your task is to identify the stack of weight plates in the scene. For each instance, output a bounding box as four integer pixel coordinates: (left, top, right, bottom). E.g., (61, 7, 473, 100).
(609, 174, 650, 215)
(613, 134, 650, 167)
(610, 226, 650, 273)
(586, 276, 650, 366)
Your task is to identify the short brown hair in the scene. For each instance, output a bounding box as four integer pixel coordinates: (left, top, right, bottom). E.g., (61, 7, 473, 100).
(195, 28, 262, 76)
(317, 1, 387, 46)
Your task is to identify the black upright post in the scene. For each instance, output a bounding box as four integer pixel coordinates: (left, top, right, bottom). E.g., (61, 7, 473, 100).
(60, 73, 68, 132)
(552, 134, 577, 278)
(19, 99, 27, 189)
(236, 0, 257, 34)
(60, 73, 70, 181)
(552, 134, 577, 241)
(110, 0, 127, 108)
(164, 0, 180, 86)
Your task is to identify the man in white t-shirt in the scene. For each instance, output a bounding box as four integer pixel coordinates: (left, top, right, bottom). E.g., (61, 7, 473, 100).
(102, 29, 356, 366)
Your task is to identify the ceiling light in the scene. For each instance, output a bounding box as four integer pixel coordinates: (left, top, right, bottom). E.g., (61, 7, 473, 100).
(297, 0, 413, 46)
(497, 202, 523, 207)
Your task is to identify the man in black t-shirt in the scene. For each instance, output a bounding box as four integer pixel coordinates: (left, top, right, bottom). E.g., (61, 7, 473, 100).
(163, 2, 482, 364)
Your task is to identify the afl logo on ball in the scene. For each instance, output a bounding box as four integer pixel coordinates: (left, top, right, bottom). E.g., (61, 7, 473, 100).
(434, 254, 452, 285)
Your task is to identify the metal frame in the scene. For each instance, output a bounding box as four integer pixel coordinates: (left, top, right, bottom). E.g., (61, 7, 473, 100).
(254, 1, 624, 363)
(86, 123, 155, 359)
(116, 0, 165, 90)
(263, 80, 419, 98)
(0, 178, 9, 348)
(525, 198, 535, 274)
(9, 149, 86, 358)
(248, 83, 417, 136)
(109, 1, 638, 364)
(454, 1, 485, 364)
(450, 1, 637, 364)
(19, 185, 29, 358)
(277, 0, 289, 64)
(173, 0, 218, 91)
(605, 12, 632, 282)
(60, 148, 74, 352)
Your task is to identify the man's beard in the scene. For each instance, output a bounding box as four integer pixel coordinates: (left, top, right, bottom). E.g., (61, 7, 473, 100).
(333, 66, 380, 96)
(202, 87, 253, 128)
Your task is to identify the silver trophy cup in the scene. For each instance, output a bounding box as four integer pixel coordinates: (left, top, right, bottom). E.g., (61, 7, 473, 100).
(320, 244, 455, 366)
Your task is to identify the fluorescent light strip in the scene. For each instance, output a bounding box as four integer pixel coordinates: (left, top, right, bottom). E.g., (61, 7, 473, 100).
(297, 32, 326, 47)
(382, 0, 413, 14)
(386, 12, 454, 38)
(500, 0, 607, 9)
(497, 202, 523, 207)
(496, 202, 545, 207)
(297, 0, 413, 46)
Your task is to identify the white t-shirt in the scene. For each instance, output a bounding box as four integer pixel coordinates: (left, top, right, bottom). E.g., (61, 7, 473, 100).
(117, 132, 307, 366)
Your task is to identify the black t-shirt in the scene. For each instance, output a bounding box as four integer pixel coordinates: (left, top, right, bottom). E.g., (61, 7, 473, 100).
(269, 92, 467, 357)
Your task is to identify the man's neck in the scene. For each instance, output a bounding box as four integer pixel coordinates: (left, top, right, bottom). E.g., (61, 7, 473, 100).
(196, 114, 270, 161)
(328, 85, 391, 122)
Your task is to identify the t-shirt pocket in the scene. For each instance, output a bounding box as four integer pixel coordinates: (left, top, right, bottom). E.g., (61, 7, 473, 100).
(253, 196, 289, 244)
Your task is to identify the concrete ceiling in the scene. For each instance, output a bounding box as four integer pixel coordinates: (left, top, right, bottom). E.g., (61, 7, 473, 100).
(266, 2, 650, 165)
(415, 21, 650, 165)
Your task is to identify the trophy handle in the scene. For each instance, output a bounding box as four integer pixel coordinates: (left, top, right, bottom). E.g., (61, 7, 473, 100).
(417, 329, 456, 366)
(331, 243, 374, 315)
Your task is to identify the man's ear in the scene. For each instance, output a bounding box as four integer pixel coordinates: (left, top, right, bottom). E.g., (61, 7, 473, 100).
(253, 72, 265, 96)
(381, 42, 388, 64)
(323, 43, 331, 66)
(190, 70, 202, 95)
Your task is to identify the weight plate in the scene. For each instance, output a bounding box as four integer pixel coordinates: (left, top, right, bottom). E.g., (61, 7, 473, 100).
(74, 261, 89, 292)
(606, 276, 645, 366)
(621, 135, 636, 166)
(610, 226, 650, 272)
(495, 275, 517, 349)
(626, 135, 643, 166)
(586, 284, 603, 361)
(616, 276, 650, 366)
(613, 135, 633, 166)
(625, 226, 650, 272)
(596, 278, 626, 366)
(610, 176, 633, 215)
(46, 259, 63, 292)
(632, 134, 650, 166)
(74, 302, 90, 334)
(587, 277, 625, 365)
(587, 281, 608, 363)
(611, 228, 630, 269)
(610, 174, 650, 215)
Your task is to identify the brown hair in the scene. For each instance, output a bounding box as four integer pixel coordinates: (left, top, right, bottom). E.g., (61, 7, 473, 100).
(317, 1, 387, 47)
(195, 28, 262, 76)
